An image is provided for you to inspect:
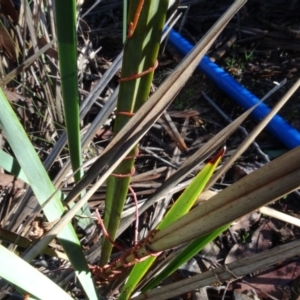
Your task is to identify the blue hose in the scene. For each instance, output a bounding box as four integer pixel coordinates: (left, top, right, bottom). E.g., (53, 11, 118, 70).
(168, 29, 300, 149)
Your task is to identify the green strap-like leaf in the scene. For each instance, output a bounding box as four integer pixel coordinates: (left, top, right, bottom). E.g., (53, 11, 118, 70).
(119, 148, 225, 300)
(54, 0, 91, 228)
(0, 150, 29, 183)
(0, 89, 98, 300)
(157, 148, 225, 229)
(0, 244, 73, 300)
(0, 150, 91, 230)
(142, 224, 230, 291)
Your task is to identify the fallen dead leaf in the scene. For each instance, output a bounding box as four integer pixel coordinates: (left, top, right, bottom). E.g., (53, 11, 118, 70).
(226, 220, 275, 265)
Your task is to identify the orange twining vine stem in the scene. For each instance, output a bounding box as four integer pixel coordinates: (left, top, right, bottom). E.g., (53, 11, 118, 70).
(127, 0, 144, 39)
(120, 0, 158, 84)
(91, 209, 161, 284)
(119, 59, 159, 83)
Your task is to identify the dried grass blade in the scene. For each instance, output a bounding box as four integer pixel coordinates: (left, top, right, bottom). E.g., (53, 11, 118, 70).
(149, 146, 300, 251)
(0, 40, 55, 86)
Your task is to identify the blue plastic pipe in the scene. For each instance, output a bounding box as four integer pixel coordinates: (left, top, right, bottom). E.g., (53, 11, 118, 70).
(168, 29, 300, 149)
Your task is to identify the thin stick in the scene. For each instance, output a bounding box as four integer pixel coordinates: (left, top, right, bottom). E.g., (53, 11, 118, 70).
(129, 185, 139, 246)
(95, 184, 139, 250)
(95, 209, 125, 252)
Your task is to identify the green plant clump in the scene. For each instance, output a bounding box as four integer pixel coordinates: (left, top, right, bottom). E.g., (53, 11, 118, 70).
(1, 1, 300, 299)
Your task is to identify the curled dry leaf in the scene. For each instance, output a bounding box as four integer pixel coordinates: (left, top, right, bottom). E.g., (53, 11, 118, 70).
(230, 211, 261, 232)
(28, 217, 59, 241)
(28, 217, 46, 240)
(225, 220, 275, 265)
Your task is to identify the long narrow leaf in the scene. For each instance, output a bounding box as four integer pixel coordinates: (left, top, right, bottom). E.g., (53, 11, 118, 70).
(54, 0, 91, 228)
(119, 149, 224, 300)
(0, 244, 72, 300)
(0, 150, 28, 184)
(142, 224, 230, 291)
(0, 89, 98, 300)
(147, 147, 300, 251)
(157, 148, 224, 228)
